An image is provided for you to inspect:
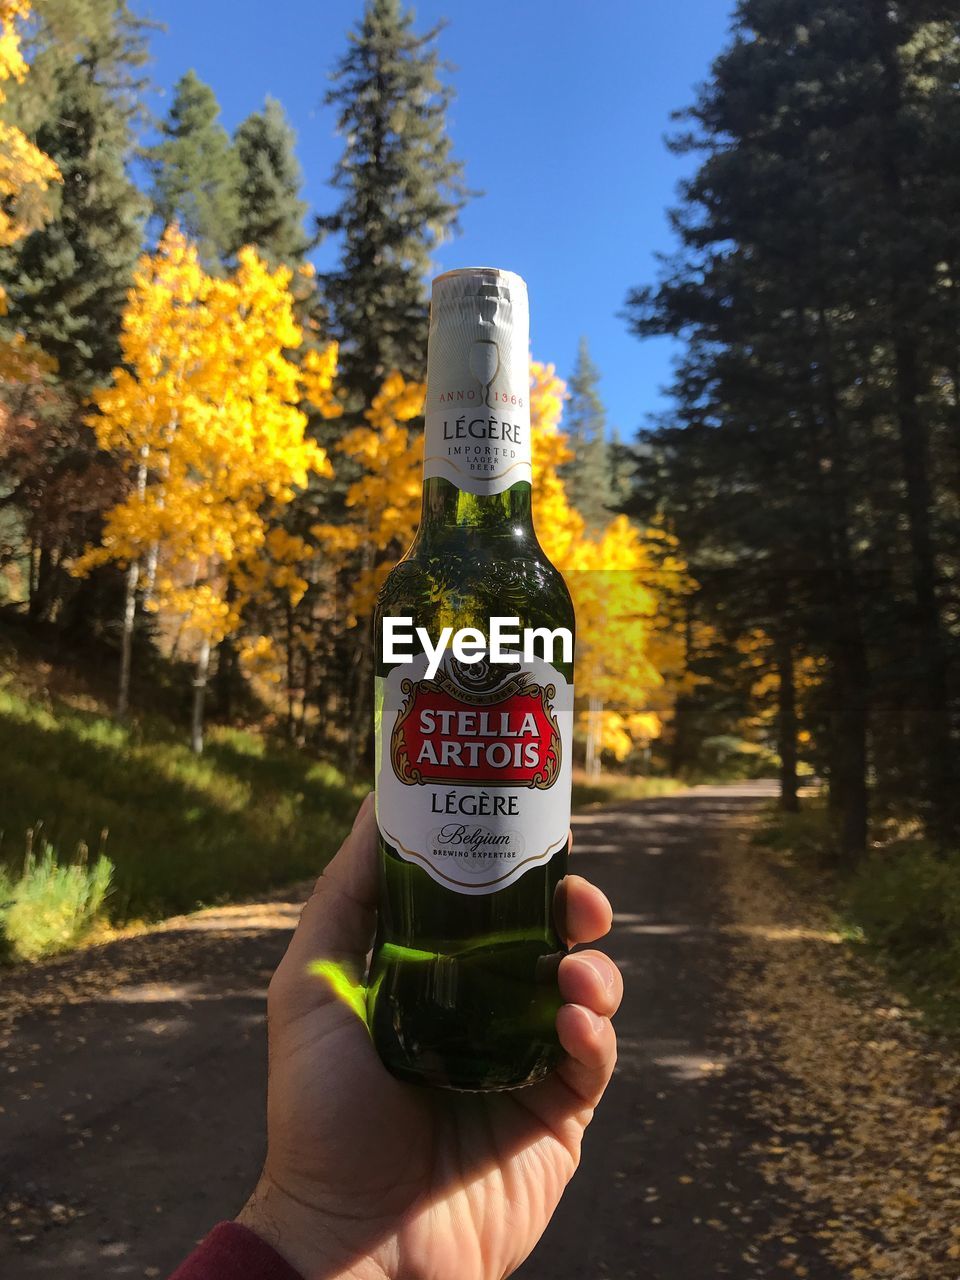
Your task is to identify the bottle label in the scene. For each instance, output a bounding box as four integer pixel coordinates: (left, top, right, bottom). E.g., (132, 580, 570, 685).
(376, 653, 573, 895)
(423, 294, 532, 496)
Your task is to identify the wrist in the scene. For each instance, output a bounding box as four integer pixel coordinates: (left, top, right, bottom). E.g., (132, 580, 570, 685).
(237, 1175, 395, 1280)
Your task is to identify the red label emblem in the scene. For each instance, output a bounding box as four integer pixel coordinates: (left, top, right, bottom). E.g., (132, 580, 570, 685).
(390, 669, 561, 789)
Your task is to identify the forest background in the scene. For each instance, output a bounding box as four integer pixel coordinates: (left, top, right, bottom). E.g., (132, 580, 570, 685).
(1, 0, 958, 1007)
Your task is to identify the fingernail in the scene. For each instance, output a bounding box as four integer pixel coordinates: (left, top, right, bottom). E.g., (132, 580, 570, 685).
(353, 792, 374, 828)
(583, 1007, 605, 1035)
(585, 955, 616, 992)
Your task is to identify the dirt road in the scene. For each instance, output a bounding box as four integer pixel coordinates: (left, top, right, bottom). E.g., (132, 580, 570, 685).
(1, 783, 841, 1278)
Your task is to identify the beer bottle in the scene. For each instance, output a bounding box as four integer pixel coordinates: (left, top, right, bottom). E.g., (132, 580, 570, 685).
(369, 267, 575, 1091)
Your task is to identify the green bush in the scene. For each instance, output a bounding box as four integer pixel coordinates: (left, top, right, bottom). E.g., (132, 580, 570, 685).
(847, 845, 960, 980)
(753, 804, 839, 868)
(695, 735, 780, 781)
(0, 833, 113, 962)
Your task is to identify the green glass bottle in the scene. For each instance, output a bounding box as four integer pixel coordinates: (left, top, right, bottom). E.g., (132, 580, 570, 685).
(368, 267, 575, 1091)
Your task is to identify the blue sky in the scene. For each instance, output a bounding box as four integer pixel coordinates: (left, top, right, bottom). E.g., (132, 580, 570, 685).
(137, 0, 734, 439)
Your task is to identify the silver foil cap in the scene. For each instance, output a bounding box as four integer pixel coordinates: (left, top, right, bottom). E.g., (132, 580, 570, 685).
(424, 267, 532, 496)
(431, 266, 528, 308)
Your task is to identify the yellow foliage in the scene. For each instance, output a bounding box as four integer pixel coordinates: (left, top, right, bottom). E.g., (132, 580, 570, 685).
(0, 0, 30, 80)
(528, 361, 585, 566)
(299, 340, 342, 420)
(73, 226, 336, 648)
(312, 370, 427, 617)
(239, 634, 283, 684)
(527, 362, 696, 735)
(322, 354, 689, 744)
(628, 710, 663, 743)
(739, 629, 822, 745)
(564, 514, 664, 714)
(526, 363, 687, 726)
(576, 708, 662, 762)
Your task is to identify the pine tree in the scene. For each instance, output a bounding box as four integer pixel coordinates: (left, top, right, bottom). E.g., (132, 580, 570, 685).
(625, 0, 960, 853)
(608, 425, 634, 509)
(232, 98, 309, 267)
(313, 0, 471, 763)
(9, 0, 151, 134)
(318, 0, 471, 406)
(0, 2, 149, 390)
(208, 98, 316, 720)
(147, 70, 240, 269)
(561, 336, 612, 530)
(0, 0, 150, 625)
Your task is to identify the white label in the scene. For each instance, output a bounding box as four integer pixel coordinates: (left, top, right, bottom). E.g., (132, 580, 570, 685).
(423, 285, 532, 496)
(376, 653, 573, 895)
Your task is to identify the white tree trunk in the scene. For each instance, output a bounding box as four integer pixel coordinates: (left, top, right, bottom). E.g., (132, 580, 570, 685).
(117, 455, 148, 720)
(585, 695, 604, 778)
(191, 636, 211, 755)
(142, 542, 159, 605)
(117, 558, 139, 719)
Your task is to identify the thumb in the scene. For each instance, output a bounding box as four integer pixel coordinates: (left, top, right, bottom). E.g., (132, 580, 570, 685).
(269, 793, 379, 1022)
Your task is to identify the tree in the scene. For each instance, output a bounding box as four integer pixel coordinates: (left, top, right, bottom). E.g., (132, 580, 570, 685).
(0, 0, 148, 627)
(569, 517, 664, 777)
(560, 337, 612, 531)
(312, 369, 425, 621)
(320, 355, 687, 774)
(625, 0, 960, 852)
(0, 0, 64, 612)
(318, 0, 471, 409)
(608, 425, 634, 510)
(529, 366, 689, 778)
(311, 0, 472, 758)
(232, 98, 310, 267)
(0, 0, 60, 379)
(314, 361, 584, 621)
(72, 228, 341, 748)
(0, 0, 148, 390)
(147, 70, 240, 269)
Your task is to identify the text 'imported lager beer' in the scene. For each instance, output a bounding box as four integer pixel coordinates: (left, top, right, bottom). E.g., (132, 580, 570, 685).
(369, 267, 575, 1091)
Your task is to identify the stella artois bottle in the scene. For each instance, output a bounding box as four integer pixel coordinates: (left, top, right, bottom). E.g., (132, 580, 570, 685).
(369, 267, 575, 1090)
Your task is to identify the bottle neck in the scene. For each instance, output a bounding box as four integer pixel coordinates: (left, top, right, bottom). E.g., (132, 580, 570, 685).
(417, 476, 535, 542)
(420, 274, 532, 541)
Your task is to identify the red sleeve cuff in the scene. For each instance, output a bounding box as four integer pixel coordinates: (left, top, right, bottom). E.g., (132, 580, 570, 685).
(168, 1221, 305, 1280)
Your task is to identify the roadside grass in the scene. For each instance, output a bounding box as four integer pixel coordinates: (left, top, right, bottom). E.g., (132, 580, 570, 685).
(571, 771, 682, 809)
(755, 801, 960, 1032)
(0, 679, 366, 927)
(0, 834, 113, 962)
(0, 620, 682, 958)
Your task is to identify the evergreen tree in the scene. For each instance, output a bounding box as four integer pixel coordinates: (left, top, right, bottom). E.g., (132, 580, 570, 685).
(0, 0, 150, 624)
(3, 70, 146, 390)
(313, 0, 471, 763)
(147, 70, 240, 268)
(561, 336, 612, 530)
(318, 0, 471, 406)
(0, 1, 149, 389)
(232, 98, 309, 266)
(608, 425, 634, 509)
(10, 0, 152, 134)
(625, 0, 960, 853)
(214, 101, 314, 720)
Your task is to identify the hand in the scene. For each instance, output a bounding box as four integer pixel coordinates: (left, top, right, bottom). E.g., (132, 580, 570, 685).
(238, 793, 622, 1280)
